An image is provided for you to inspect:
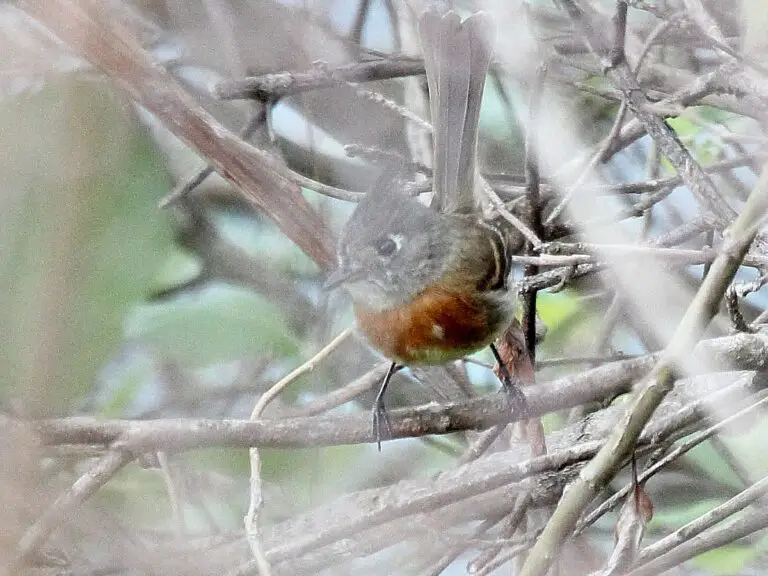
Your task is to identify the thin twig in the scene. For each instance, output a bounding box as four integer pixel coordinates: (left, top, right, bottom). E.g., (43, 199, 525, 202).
(243, 328, 353, 575)
(511, 247, 768, 269)
(558, 0, 736, 225)
(538, 242, 768, 268)
(537, 353, 639, 367)
(285, 362, 391, 418)
(545, 99, 629, 226)
(455, 425, 506, 466)
(350, 0, 372, 46)
(523, 64, 547, 360)
(250, 328, 353, 420)
(157, 451, 185, 538)
(349, 82, 433, 131)
(546, 15, 674, 225)
(484, 182, 543, 249)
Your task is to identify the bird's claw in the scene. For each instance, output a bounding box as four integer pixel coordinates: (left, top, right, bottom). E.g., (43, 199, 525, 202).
(372, 400, 393, 451)
(500, 375, 529, 419)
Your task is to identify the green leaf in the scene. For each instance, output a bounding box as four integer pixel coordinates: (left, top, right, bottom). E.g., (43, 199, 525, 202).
(691, 543, 758, 574)
(126, 284, 298, 367)
(536, 291, 579, 329)
(536, 290, 601, 355)
(684, 442, 745, 492)
(666, 116, 699, 139)
(151, 247, 204, 293)
(650, 498, 725, 530)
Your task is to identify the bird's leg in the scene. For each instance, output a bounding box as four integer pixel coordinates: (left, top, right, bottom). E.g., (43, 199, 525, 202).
(490, 343, 529, 418)
(372, 361, 400, 451)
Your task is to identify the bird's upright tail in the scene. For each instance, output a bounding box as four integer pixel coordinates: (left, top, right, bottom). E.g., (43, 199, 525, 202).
(418, 6, 495, 215)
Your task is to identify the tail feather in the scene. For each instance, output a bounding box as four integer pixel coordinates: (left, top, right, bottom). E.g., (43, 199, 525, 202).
(419, 7, 494, 214)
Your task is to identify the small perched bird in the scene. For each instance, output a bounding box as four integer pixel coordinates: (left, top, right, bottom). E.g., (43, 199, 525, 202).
(325, 6, 524, 447)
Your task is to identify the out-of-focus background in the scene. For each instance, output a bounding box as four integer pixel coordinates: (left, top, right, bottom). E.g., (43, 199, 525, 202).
(3, 1, 768, 575)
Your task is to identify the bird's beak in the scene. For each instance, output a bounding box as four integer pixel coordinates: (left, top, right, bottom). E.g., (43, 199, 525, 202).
(323, 267, 365, 291)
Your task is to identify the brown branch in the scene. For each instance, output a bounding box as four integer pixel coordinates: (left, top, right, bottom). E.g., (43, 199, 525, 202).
(215, 57, 425, 100)
(158, 106, 268, 208)
(221, 370, 762, 574)
(21, 332, 768, 452)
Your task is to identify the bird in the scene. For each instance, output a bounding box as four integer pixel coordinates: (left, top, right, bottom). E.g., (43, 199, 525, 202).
(324, 6, 525, 448)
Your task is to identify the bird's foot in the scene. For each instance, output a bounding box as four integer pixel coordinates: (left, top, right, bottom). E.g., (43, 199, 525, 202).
(372, 399, 393, 451)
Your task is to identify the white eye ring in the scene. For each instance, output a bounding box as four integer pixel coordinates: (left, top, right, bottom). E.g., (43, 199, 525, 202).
(375, 234, 403, 256)
(388, 234, 403, 250)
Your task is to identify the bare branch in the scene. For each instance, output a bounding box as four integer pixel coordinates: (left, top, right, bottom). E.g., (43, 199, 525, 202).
(215, 57, 425, 100)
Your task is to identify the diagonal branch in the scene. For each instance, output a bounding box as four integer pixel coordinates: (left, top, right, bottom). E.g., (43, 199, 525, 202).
(13, 450, 133, 569)
(630, 473, 768, 573)
(19, 0, 336, 269)
(519, 157, 768, 576)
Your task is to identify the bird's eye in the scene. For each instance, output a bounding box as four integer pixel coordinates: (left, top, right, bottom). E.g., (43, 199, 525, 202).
(374, 235, 399, 256)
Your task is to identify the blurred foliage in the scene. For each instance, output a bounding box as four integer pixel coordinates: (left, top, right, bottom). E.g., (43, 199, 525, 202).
(151, 245, 203, 291)
(126, 284, 298, 368)
(0, 78, 175, 414)
(691, 536, 763, 575)
(99, 464, 173, 530)
(666, 114, 725, 168)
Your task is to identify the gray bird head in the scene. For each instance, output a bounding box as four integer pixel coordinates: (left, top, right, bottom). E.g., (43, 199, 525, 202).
(325, 181, 451, 311)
